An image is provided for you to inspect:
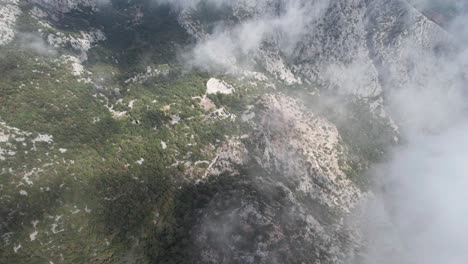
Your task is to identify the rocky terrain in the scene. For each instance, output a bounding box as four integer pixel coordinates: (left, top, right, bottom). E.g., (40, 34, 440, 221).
(0, 0, 462, 263)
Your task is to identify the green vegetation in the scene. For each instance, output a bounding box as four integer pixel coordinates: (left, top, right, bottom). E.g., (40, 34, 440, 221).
(0, 5, 250, 262)
(0, 0, 398, 262)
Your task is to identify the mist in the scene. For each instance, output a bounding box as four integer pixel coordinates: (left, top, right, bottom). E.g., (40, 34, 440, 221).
(358, 1, 468, 263)
(17, 32, 57, 56)
(155, 0, 330, 72)
(1, 0, 466, 262)
(150, 0, 468, 262)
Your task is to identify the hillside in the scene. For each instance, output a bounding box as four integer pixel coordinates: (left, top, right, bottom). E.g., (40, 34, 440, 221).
(0, 0, 466, 263)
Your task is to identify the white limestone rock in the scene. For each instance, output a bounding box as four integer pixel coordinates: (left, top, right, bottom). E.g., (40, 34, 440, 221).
(0, 0, 21, 46)
(30, 0, 98, 14)
(206, 78, 234, 95)
(252, 94, 362, 212)
(48, 29, 106, 61)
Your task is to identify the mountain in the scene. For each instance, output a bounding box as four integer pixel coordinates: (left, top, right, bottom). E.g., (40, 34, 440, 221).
(0, 0, 464, 263)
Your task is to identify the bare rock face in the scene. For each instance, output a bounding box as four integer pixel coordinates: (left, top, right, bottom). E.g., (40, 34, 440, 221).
(251, 94, 362, 212)
(191, 94, 363, 264)
(47, 29, 106, 61)
(205, 138, 251, 178)
(0, 0, 21, 46)
(29, 0, 98, 14)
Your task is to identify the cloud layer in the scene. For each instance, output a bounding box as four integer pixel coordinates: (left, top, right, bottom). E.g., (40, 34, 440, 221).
(158, 0, 330, 71)
(151, 0, 468, 262)
(360, 1, 468, 262)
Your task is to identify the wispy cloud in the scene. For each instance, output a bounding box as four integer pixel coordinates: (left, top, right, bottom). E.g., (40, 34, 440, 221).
(358, 2, 468, 263)
(155, 0, 330, 72)
(17, 32, 57, 56)
(154, 1, 468, 262)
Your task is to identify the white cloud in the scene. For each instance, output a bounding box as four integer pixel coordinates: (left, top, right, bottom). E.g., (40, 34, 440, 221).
(163, 0, 330, 71)
(18, 32, 57, 56)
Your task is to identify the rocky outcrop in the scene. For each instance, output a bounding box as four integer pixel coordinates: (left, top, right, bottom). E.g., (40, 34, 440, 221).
(0, 0, 21, 46)
(29, 0, 98, 14)
(47, 29, 106, 61)
(193, 94, 363, 263)
(251, 94, 362, 212)
(205, 138, 251, 178)
(365, 0, 455, 92)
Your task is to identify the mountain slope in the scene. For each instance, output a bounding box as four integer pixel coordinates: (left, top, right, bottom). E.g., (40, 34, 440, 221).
(0, 0, 461, 263)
